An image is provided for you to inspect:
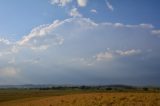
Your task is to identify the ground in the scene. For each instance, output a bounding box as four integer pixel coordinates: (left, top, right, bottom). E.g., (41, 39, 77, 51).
(0, 90, 160, 106)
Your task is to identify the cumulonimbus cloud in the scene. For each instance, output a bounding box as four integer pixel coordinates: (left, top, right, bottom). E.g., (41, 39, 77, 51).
(0, 16, 160, 84)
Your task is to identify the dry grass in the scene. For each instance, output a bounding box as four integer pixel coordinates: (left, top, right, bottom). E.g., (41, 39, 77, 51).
(0, 92, 160, 106)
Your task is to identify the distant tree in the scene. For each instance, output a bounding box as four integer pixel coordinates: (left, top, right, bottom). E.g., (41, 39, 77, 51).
(106, 88, 112, 90)
(39, 88, 50, 90)
(80, 86, 91, 90)
(143, 87, 148, 91)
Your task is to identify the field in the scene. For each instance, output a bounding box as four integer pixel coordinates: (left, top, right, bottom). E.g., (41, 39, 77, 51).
(0, 89, 160, 106)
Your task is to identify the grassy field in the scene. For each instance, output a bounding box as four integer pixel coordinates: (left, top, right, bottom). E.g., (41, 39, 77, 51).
(0, 89, 160, 106)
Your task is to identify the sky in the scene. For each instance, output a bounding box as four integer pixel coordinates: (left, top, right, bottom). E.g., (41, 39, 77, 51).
(0, 0, 160, 86)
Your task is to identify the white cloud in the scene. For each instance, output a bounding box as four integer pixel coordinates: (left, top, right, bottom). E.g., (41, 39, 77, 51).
(8, 17, 98, 53)
(75, 18, 98, 28)
(0, 17, 154, 59)
(69, 8, 82, 17)
(102, 22, 154, 29)
(0, 67, 20, 77)
(114, 23, 124, 28)
(22, 58, 40, 64)
(105, 0, 114, 11)
(71, 58, 94, 66)
(139, 24, 154, 29)
(0, 17, 155, 58)
(90, 9, 97, 13)
(50, 0, 72, 6)
(71, 49, 142, 66)
(18, 20, 61, 45)
(95, 49, 141, 61)
(116, 49, 141, 56)
(96, 51, 113, 61)
(77, 0, 88, 7)
(50, 0, 88, 7)
(17, 20, 64, 50)
(0, 38, 11, 45)
(30, 45, 49, 50)
(0, 38, 15, 57)
(151, 30, 160, 37)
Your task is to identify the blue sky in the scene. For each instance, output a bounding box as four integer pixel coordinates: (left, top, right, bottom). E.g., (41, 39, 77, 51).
(0, 0, 160, 86)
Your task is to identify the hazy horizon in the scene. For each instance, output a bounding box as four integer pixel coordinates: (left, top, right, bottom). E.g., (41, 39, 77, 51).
(0, 0, 160, 86)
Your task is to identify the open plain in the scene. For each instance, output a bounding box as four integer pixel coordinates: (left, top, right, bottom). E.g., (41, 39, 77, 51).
(0, 89, 160, 106)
